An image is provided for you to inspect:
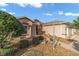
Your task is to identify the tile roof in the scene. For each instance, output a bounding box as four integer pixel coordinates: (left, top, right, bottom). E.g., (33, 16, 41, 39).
(43, 20, 70, 25)
(18, 16, 34, 23)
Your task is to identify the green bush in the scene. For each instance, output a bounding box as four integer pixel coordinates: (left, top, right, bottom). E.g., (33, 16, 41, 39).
(0, 10, 25, 37)
(0, 10, 26, 48)
(0, 47, 15, 56)
(18, 40, 30, 49)
(32, 36, 44, 45)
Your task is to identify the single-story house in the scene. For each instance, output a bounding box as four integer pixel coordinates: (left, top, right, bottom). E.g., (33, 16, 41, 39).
(18, 17, 43, 38)
(18, 17, 77, 39)
(42, 20, 76, 39)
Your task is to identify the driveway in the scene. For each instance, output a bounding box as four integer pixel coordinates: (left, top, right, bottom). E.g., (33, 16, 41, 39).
(59, 41, 79, 54)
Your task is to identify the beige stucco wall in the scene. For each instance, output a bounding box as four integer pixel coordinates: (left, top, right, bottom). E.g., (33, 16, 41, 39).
(31, 24, 37, 36)
(19, 18, 33, 38)
(42, 24, 74, 38)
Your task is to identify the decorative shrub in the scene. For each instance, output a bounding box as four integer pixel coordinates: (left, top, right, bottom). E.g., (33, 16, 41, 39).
(50, 38, 53, 41)
(18, 40, 30, 49)
(32, 36, 44, 45)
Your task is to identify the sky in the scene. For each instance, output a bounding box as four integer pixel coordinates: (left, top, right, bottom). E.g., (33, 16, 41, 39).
(0, 3, 79, 23)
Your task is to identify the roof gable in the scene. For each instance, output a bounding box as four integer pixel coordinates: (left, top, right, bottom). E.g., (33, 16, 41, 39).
(18, 17, 34, 26)
(18, 17, 34, 23)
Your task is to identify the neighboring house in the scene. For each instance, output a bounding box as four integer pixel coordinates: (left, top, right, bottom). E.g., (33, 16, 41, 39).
(18, 17, 77, 39)
(42, 20, 76, 39)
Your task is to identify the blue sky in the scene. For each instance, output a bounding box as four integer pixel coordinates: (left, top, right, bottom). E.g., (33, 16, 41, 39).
(0, 3, 79, 22)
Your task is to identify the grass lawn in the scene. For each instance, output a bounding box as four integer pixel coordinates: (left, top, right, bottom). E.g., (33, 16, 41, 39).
(22, 43, 79, 56)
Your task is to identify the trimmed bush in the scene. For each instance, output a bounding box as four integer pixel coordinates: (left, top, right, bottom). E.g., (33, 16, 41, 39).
(18, 40, 30, 49)
(32, 36, 44, 45)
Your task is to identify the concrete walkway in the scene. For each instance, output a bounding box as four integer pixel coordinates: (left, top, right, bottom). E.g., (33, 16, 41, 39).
(59, 41, 79, 54)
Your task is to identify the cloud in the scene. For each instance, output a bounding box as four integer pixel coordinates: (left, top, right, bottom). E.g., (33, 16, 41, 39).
(0, 3, 8, 7)
(0, 0, 42, 8)
(8, 12, 15, 15)
(44, 13, 53, 16)
(1, 8, 7, 11)
(58, 11, 79, 16)
(58, 11, 64, 15)
(16, 3, 28, 7)
(0, 3, 42, 8)
(65, 13, 79, 16)
(0, 8, 15, 15)
(17, 3, 42, 8)
(29, 3, 42, 8)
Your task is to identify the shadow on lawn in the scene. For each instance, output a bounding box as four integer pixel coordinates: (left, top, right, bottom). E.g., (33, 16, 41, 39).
(72, 41, 79, 52)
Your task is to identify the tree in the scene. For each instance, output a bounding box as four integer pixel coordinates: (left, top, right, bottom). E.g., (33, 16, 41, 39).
(0, 10, 25, 36)
(0, 10, 25, 48)
(73, 17, 79, 29)
(0, 31, 14, 48)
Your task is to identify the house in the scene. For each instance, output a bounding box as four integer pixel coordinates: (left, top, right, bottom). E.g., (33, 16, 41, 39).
(18, 17, 43, 38)
(42, 20, 76, 39)
(18, 17, 76, 39)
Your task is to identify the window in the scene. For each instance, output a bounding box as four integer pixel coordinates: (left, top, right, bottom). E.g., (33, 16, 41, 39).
(53, 26, 55, 35)
(62, 27, 67, 35)
(24, 25, 27, 29)
(23, 24, 28, 34)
